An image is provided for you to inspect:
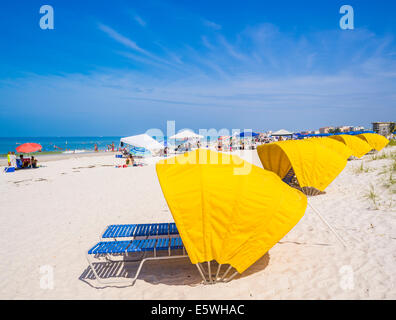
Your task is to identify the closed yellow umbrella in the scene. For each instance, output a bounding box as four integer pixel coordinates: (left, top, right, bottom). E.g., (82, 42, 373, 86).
(257, 139, 347, 192)
(328, 134, 371, 158)
(156, 149, 307, 276)
(356, 133, 389, 151)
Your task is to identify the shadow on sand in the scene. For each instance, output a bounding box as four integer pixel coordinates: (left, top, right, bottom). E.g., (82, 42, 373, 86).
(79, 253, 270, 289)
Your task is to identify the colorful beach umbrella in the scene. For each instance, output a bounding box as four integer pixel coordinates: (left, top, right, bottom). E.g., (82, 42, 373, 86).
(328, 134, 372, 158)
(257, 139, 347, 192)
(356, 133, 389, 151)
(16, 143, 42, 153)
(156, 149, 307, 274)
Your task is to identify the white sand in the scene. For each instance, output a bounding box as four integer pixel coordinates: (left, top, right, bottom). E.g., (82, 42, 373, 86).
(0, 148, 395, 299)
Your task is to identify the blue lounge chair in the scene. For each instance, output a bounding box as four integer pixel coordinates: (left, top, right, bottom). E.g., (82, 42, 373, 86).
(282, 167, 325, 196)
(100, 222, 179, 239)
(86, 222, 238, 286)
(86, 223, 186, 286)
(282, 167, 295, 185)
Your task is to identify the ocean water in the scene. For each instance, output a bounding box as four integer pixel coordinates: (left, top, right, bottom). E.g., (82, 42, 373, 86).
(0, 137, 122, 154)
(0, 135, 221, 155)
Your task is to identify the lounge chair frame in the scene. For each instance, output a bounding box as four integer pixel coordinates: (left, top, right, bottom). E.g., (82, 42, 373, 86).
(86, 223, 240, 286)
(86, 238, 188, 286)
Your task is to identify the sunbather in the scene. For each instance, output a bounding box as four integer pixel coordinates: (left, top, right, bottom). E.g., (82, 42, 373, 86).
(126, 154, 134, 166)
(31, 156, 38, 168)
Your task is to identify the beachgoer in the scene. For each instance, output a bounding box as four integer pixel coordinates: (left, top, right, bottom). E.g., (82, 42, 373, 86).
(19, 154, 28, 168)
(94, 144, 98, 152)
(31, 156, 38, 168)
(126, 154, 134, 166)
(10, 152, 16, 167)
(111, 142, 115, 152)
(7, 152, 11, 166)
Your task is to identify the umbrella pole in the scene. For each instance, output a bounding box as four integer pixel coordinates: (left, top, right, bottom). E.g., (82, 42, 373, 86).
(219, 265, 232, 282)
(308, 202, 347, 248)
(196, 263, 207, 284)
(215, 264, 222, 283)
(225, 271, 238, 283)
(207, 261, 212, 283)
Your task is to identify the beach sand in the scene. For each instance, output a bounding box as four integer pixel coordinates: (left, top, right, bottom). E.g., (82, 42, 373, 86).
(0, 148, 395, 299)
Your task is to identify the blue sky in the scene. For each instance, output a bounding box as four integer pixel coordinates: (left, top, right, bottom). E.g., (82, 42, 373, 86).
(0, 0, 395, 136)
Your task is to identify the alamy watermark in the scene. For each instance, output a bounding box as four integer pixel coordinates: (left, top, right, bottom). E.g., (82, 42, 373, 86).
(145, 121, 256, 174)
(39, 5, 54, 30)
(339, 5, 354, 30)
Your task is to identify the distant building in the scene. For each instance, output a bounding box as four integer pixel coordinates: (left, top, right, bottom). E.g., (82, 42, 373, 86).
(372, 122, 395, 136)
(352, 126, 365, 131)
(338, 126, 352, 133)
(319, 127, 334, 134)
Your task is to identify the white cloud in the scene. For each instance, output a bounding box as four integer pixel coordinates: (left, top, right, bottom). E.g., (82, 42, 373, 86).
(1, 23, 395, 133)
(98, 23, 182, 69)
(134, 15, 147, 27)
(203, 19, 222, 30)
(98, 23, 149, 55)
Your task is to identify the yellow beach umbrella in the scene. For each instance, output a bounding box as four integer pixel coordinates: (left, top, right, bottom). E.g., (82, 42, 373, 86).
(356, 133, 389, 151)
(306, 137, 353, 160)
(257, 139, 347, 192)
(156, 149, 307, 277)
(328, 134, 371, 158)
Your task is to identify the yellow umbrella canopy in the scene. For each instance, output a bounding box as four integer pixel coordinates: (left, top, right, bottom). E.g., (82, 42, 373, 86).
(328, 134, 372, 158)
(257, 139, 347, 192)
(156, 149, 307, 274)
(306, 137, 353, 160)
(356, 133, 389, 151)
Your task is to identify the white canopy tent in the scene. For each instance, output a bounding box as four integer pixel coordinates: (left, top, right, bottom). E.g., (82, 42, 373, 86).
(169, 130, 204, 140)
(120, 134, 164, 151)
(271, 129, 294, 137)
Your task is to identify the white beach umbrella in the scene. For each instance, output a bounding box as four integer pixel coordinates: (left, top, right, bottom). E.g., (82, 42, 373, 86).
(271, 129, 294, 136)
(120, 134, 163, 151)
(169, 130, 204, 140)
